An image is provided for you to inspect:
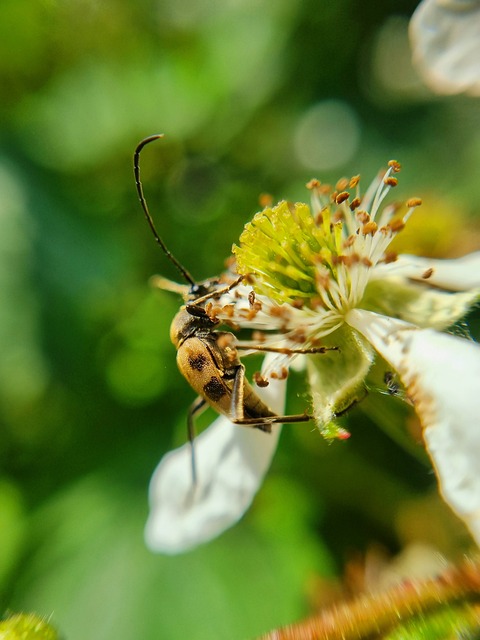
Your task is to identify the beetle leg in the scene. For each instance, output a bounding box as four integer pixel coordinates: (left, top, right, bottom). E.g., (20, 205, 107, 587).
(230, 364, 246, 421)
(187, 396, 207, 484)
(230, 365, 311, 431)
(191, 274, 245, 306)
(236, 344, 339, 355)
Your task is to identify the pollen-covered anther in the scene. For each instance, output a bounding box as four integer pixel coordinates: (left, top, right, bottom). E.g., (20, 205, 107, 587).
(384, 176, 399, 187)
(388, 219, 406, 233)
(259, 193, 273, 208)
(333, 210, 345, 223)
(333, 254, 359, 267)
(269, 305, 291, 319)
(315, 271, 331, 290)
(362, 221, 378, 236)
(335, 191, 350, 205)
(253, 371, 270, 388)
(252, 330, 266, 343)
(349, 175, 360, 188)
(422, 268, 434, 279)
(407, 197, 423, 208)
(306, 179, 321, 190)
(362, 257, 373, 267)
(383, 251, 398, 264)
(349, 197, 361, 211)
(224, 255, 236, 270)
(291, 298, 305, 309)
(289, 327, 307, 343)
(343, 235, 356, 249)
(310, 296, 325, 309)
(270, 367, 289, 380)
(248, 291, 262, 311)
(208, 303, 225, 320)
(336, 178, 349, 192)
(388, 160, 401, 173)
(357, 210, 371, 225)
(221, 304, 235, 318)
(239, 307, 260, 321)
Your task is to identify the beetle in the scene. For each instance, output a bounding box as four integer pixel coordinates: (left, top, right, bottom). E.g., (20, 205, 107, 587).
(133, 135, 332, 479)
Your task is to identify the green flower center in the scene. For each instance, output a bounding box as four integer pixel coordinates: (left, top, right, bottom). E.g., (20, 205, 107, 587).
(233, 200, 344, 307)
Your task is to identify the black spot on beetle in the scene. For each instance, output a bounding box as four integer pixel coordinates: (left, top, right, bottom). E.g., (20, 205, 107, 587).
(203, 376, 226, 401)
(188, 354, 208, 371)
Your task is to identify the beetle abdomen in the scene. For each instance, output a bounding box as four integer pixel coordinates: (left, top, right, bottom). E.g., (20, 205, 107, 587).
(178, 336, 276, 421)
(178, 337, 233, 415)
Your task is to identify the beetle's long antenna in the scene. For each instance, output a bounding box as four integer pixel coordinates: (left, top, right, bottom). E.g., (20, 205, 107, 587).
(134, 134, 196, 286)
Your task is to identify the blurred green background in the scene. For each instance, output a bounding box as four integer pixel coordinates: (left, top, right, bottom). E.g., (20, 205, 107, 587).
(1, 0, 480, 638)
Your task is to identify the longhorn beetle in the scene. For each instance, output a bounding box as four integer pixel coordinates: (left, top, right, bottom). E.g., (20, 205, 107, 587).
(134, 135, 334, 481)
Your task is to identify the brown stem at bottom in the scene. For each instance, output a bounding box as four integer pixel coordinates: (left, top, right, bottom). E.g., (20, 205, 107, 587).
(259, 556, 480, 640)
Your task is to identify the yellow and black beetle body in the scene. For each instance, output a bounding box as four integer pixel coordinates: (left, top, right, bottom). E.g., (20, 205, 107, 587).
(133, 134, 331, 479)
(171, 305, 278, 433)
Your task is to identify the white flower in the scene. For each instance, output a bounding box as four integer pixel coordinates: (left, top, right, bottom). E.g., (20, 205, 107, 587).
(146, 162, 480, 554)
(410, 0, 480, 96)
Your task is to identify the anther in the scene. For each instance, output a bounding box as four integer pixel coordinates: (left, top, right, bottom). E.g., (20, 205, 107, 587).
(349, 175, 360, 188)
(259, 193, 274, 208)
(384, 176, 399, 187)
(349, 197, 361, 210)
(388, 219, 405, 233)
(335, 191, 350, 205)
(362, 221, 378, 235)
(383, 251, 398, 264)
(253, 372, 270, 387)
(422, 268, 434, 279)
(221, 304, 235, 318)
(407, 197, 422, 208)
(270, 367, 289, 380)
(291, 299, 305, 309)
(388, 160, 402, 173)
(356, 210, 370, 224)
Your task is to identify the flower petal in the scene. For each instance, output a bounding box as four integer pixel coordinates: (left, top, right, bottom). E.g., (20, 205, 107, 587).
(145, 355, 286, 554)
(373, 252, 480, 291)
(347, 308, 480, 545)
(410, 0, 480, 96)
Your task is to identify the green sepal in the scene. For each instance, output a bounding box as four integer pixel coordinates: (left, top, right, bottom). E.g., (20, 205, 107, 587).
(307, 325, 374, 434)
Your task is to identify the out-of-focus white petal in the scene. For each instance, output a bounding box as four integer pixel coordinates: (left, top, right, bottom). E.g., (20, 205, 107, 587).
(373, 252, 480, 291)
(410, 0, 480, 96)
(145, 355, 286, 554)
(347, 308, 480, 545)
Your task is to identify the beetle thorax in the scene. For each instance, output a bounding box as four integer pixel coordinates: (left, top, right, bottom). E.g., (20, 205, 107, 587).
(169, 307, 217, 348)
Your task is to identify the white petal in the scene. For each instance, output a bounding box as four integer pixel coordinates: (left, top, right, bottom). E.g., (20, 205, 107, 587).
(373, 252, 480, 291)
(410, 0, 480, 96)
(145, 355, 286, 554)
(347, 308, 480, 545)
